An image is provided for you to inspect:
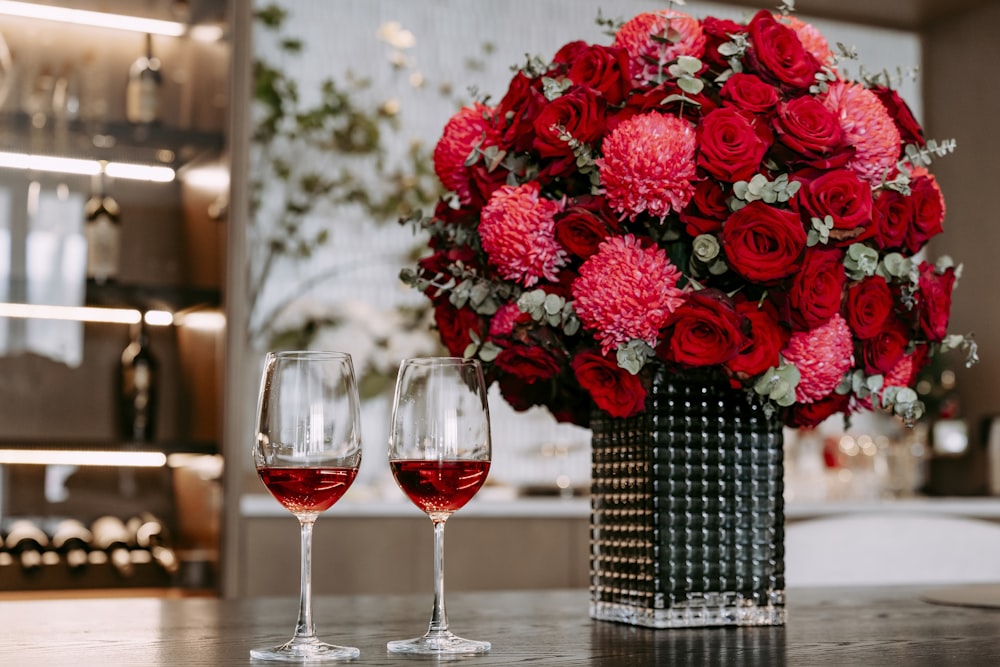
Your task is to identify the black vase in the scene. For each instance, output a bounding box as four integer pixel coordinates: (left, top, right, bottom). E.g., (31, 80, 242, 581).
(589, 367, 786, 628)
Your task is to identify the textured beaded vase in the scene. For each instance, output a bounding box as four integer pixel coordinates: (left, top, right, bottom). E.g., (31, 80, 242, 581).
(589, 368, 786, 628)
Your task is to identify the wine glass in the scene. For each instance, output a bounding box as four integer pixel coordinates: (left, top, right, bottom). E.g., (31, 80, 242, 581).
(387, 357, 492, 655)
(251, 351, 363, 662)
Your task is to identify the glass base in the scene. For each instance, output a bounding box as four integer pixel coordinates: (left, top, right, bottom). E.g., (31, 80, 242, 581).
(387, 631, 491, 655)
(589, 598, 786, 629)
(250, 636, 360, 662)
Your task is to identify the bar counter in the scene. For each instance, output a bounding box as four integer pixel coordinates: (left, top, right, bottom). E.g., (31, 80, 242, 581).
(3, 586, 1000, 665)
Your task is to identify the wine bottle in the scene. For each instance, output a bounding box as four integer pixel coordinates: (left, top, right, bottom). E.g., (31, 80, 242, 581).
(118, 318, 159, 443)
(47, 518, 93, 571)
(84, 167, 121, 284)
(90, 515, 134, 578)
(127, 513, 179, 574)
(3, 519, 49, 572)
(125, 33, 162, 124)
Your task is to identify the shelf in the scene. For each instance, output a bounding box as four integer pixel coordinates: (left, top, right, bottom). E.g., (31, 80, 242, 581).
(84, 280, 221, 313)
(0, 111, 225, 169)
(0, 439, 218, 457)
(2, 278, 220, 317)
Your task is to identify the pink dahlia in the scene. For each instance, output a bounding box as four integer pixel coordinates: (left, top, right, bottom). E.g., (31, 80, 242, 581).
(489, 302, 523, 338)
(781, 15, 834, 65)
(572, 234, 685, 354)
(479, 182, 567, 287)
(782, 313, 855, 404)
(823, 82, 901, 185)
(433, 102, 498, 205)
(597, 112, 697, 221)
(614, 10, 706, 85)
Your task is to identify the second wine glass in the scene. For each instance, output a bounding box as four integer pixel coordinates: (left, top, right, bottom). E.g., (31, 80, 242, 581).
(387, 357, 492, 655)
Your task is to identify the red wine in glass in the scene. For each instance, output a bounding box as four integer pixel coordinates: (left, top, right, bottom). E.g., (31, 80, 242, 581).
(259, 467, 359, 514)
(390, 460, 489, 515)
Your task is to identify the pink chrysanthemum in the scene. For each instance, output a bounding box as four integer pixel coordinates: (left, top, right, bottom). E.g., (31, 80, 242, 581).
(489, 302, 523, 338)
(781, 15, 834, 65)
(783, 313, 855, 404)
(823, 82, 901, 185)
(597, 112, 697, 221)
(479, 182, 567, 287)
(572, 234, 685, 355)
(433, 102, 498, 205)
(614, 10, 706, 84)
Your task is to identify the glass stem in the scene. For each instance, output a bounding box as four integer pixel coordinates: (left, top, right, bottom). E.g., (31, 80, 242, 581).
(427, 518, 449, 636)
(294, 516, 317, 640)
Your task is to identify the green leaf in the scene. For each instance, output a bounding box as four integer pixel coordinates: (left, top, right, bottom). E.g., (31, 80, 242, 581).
(676, 55, 702, 75)
(616, 340, 654, 375)
(677, 76, 704, 95)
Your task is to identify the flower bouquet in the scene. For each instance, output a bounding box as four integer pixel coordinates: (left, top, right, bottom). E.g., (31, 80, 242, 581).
(401, 2, 975, 431)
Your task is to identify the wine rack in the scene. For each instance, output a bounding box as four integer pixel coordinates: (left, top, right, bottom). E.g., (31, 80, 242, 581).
(0, 513, 180, 591)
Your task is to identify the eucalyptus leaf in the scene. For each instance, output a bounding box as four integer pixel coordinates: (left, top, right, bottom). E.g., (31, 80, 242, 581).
(677, 76, 704, 95)
(676, 55, 702, 75)
(478, 341, 501, 363)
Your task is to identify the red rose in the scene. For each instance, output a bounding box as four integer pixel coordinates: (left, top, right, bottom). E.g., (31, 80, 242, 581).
(745, 10, 822, 91)
(554, 196, 621, 260)
(418, 245, 476, 277)
(862, 323, 909, 375)
(567, 44, 631, 106)
(679, 179, 730, 237)
(871, 85, 925, 148)
(697, 108, 772, 183)
(662, 290, 745, 367)
(872, 188, 911, 251)
(494, 344, 562, 383)
(721, 201, 807, 284)
(496, 72, 546, 151)
(787, 392, 851, 428)
(788, 247, 846, 330)
(917, 262, 956, 342)
(773, 96, 844, 162)
(434, 302, 483, 357)
(571, 350, 646, 418)
(844, 275, 894, 340)
(701, 16, 746, 71)
(532, 87, 606, 178)
(904, 172, 946, 254)
(720, 73, 780, 115)
(726, 297, 788, 378)
(552, 40, 589, 66)
(468, 163, 510, 205)
(793, 168, 874, 244)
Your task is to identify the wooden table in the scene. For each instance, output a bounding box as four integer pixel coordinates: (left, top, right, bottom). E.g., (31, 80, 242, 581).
(2, 586, 999, 665)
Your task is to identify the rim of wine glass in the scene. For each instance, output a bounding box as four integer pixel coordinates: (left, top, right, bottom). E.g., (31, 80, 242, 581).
(268, 350, 354, 360)
(401, 356, 481, 367)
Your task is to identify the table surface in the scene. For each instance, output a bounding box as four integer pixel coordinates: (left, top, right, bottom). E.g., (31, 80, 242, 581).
(2, 586, 1000, 666)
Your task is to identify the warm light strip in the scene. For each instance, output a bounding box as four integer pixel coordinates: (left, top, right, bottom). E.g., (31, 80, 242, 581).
(174, 310, 226, 331)
(0, 449, 167, 467)
(0, 303, 174, 325)
(0, 151, 175, 182)
(0, 0, 187, 36)
(105, 161, 176, 183)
